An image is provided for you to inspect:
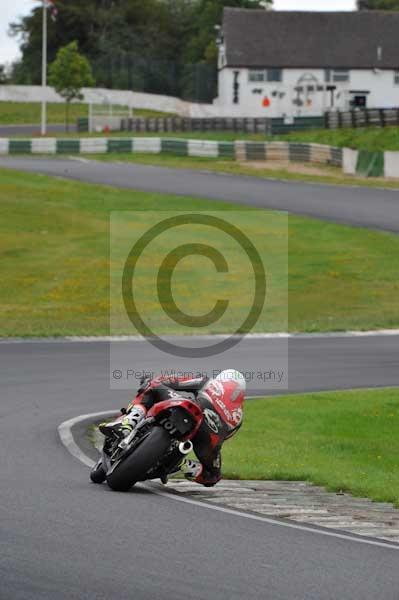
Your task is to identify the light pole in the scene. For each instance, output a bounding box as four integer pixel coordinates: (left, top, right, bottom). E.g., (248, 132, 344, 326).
(41, 0, 48, 136)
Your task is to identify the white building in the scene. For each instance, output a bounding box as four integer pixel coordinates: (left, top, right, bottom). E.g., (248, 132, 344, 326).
(215, 8, 399, 118)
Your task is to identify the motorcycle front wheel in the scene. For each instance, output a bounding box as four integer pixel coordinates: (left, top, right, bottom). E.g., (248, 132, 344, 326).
(90, 458, 106, 484)
(106, 426, 171, 492)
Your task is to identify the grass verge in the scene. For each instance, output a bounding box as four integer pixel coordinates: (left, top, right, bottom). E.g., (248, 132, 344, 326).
(1, 167, 399, 336)
(223, 388, 399, 507)
(0, 101, 173, 126)
(281, 126, 399, 152)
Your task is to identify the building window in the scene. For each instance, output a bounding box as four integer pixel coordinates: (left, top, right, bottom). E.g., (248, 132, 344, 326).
(248, 69, 282, 83)
(267, 69, 282, 82)
(248, 70, 265, 82)
(233, 70, 240, 104)
(394, 70, 399, 85)
(333, 70, 350, 82)
(325, 69, 350, 83)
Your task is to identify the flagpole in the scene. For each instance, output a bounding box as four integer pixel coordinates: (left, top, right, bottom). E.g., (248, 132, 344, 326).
(41, 0, 47, 136)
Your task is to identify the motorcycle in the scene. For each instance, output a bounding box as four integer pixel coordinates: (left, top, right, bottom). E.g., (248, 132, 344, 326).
(90, 396, 204, 492)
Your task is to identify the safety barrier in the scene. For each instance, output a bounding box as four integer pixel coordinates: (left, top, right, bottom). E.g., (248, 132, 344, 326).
(81, 115, 325, 135)
(0, 137, 343, 168)
(343, 148, 386, 177)
(121, 117, 271, 134)
(326, 108, 399, 129)
(6, 135, 399, 177)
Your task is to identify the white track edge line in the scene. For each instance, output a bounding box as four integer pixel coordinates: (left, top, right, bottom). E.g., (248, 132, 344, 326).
(57, 410, 117, 468)
(149, 486, 399, 551)
(4, 329, 399, 344)
(58, 410, 399, 552)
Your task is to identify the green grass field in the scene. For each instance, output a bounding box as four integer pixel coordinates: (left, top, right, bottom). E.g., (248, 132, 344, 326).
(222, 388, 399, 506)
(1, 168, 399, 337)
(0, 101, 173, 126)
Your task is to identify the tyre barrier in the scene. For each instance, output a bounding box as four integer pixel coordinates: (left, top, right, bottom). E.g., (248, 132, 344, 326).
(0, 137, 343, 168)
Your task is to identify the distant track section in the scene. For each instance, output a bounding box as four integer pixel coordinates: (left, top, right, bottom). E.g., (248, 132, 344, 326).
(1, 156, 399, 232)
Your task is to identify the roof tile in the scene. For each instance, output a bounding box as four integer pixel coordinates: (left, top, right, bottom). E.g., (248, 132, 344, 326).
(223, 8, 399, 69)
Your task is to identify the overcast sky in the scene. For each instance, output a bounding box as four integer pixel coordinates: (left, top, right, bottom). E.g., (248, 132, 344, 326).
(1, 0, 357, 65)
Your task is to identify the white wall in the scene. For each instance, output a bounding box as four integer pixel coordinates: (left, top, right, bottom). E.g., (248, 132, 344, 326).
(217, 67, 399, 118)
(0, 84, 265, 118)
(350, 70, 399, 109)
(0, 85, 187, 113)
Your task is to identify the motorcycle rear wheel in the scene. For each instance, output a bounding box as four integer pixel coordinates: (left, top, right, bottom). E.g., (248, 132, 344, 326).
(106, 426, 171, 492)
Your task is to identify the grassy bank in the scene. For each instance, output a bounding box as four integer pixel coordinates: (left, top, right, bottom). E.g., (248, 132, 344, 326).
(0, 101, 173, 126)
(223, 388, 399, 507)
(105, 125, 399, 151)
(281, 126, 399, 152)
(1, 168, 399, 336)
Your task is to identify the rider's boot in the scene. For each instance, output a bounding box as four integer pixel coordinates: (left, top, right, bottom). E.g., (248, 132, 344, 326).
(168, 458, 202, 481)
(99, 405, 146, 439)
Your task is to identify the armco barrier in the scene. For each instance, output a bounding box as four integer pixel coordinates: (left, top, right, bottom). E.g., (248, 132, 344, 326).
(384, 152, 399, 179)
(343, 148, 398, 178)
(356, 150, 384, 178)
(343, 148, 359, 176)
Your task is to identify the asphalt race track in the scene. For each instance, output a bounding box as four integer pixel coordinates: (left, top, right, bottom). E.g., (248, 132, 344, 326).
(2, 339, 399, 600)
(1, 156, 399, 232)
(0, 124, 76, 136)
(2, 160, 399, 598)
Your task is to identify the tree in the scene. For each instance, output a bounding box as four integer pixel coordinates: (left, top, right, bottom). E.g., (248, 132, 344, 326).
(0, 65, 8, 84)
(10, 1, 273, 100)
(182, 1, 271, 65)
(358, 0, 399, 8)
(49, 41, 94, 131)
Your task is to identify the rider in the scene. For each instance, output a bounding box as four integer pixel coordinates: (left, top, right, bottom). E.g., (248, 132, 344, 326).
(99, 369, 246, 487)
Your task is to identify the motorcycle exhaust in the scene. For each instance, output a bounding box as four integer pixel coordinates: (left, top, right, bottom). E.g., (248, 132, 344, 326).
(178, 440, 193, 455)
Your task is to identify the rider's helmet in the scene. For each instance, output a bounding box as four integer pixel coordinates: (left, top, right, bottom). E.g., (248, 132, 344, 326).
(200, 369, 246, 429)
(215, 369, 246, 396)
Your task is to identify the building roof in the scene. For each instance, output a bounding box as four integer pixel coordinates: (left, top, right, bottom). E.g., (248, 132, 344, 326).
(222, 8, 399, 69)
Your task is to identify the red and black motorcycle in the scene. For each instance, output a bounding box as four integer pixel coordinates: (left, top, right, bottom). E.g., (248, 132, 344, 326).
(90, 397, 203, 492)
